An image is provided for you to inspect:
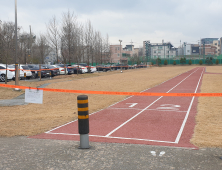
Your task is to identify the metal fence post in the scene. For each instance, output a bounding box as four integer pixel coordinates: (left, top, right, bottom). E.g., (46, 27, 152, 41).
(77, 95, 90, 149)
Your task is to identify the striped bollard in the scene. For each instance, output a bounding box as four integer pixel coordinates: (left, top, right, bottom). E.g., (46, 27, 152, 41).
(77, 95, 90, 149)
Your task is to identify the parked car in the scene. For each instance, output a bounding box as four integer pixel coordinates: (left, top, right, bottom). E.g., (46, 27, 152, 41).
(72, 64, 87, 74)
(49, 65, 60, 75)
(20, 65, 32, 79)
(72, 66, 83, 74)
(7, 65, 24, 80)
(56, 64, 74, 74)
(28, 66, 47, 79)
(41, 65, 58, 77)
(78, 63, 97, 73)
(52, 65, 67, 75)
(0, 64, 14, 81)
(96, 65, 111, 72)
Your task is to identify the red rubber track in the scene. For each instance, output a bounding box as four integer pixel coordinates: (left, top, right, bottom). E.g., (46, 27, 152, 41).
(30, 67, 205, 149)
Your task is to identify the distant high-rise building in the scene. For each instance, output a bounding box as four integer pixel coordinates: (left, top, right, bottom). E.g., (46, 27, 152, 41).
(201, 38, 218, 45)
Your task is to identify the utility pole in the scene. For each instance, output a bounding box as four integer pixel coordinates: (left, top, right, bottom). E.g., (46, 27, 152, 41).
(15, 0, 19, 89)
(119, 39, 122, 66)
(203, 41, 205, 61)
(29, 25, 32, 64)
(119, 39, 122, 62)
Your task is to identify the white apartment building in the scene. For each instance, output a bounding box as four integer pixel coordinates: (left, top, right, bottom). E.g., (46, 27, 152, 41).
(143, 40, 176, 59)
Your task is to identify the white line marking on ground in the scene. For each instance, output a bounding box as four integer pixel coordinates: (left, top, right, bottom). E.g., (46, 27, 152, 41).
(108, 107, 187, 112)
(175, 68, 204, 143)
(46, 132, 176, 143)
(108, 68, 195, 108)
(159, 151, 165, 157)
(105, 68, 199, 137)
(126, 103, 138, 107)
(151, 151, 156, 156)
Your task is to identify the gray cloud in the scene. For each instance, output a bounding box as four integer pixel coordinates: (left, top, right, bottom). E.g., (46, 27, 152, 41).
(0, 0, 222, 48)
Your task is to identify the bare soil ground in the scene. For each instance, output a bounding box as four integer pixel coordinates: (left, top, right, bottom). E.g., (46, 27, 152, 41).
(1, 65, 222, 148)
(191, 66, 222, 147)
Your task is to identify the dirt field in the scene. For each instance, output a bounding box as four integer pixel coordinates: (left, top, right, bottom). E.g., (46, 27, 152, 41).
(191, 66, 222, 147)
(1, 65, 222, 148)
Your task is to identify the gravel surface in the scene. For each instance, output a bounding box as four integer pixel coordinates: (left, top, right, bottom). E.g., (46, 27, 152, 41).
(0, 136, 222, 170)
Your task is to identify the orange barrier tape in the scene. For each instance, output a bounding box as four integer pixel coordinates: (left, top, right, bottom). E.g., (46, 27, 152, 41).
(0, 84, 222, 97)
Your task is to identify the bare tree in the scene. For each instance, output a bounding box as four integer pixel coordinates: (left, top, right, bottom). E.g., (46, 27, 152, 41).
(60, 10, 78, 64)
(36, 34, 50, 64)
(46, 16, 60, 63)
(84, 20, 94, 68)
(0, 21, 16, 64)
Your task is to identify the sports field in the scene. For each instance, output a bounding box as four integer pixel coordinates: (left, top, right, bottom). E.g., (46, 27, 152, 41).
(0, 65, 222, 148)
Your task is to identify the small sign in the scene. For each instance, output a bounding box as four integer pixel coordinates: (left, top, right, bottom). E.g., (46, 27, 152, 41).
(25, 89, 43, 104)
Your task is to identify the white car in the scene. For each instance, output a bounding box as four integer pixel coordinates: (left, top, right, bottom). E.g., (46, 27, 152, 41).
(0, 64, 14, 81)
(8, 65, 24, 80)
(10, 64, 32, 79)
(78, 63, 97, 73)
(20, 65, 32, 79)
(72, 64, 87, 74)
(53, 65, 68, 75)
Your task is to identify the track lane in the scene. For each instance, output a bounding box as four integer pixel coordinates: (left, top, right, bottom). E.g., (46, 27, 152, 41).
(31, 67, 204, 148)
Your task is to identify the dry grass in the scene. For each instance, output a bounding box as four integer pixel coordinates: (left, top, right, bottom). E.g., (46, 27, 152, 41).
(205, 65, 222, 73)
(0, 66, 197, 137)
(191, 66, 222, 147)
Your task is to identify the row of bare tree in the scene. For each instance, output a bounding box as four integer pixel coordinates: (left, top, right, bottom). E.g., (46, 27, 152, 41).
(0, 11, 111, 65)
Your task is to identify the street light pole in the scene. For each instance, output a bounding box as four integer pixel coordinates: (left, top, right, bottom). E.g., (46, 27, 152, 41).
(119, 39, 122, 63)
(15, 0, 19, 89)
(119, 39, 122, 70)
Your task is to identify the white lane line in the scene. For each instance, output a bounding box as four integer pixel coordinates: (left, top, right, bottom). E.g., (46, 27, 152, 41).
(45, 68, 198, 134)
(175, 68, 204, 143)
(46, 68, 197, 134)
(46, 132, 176, 143)
(108, 68, 197, 108)
(108, 107, 187, 112)
(105, 68, 199, 137)
(45, 120, 77, 134)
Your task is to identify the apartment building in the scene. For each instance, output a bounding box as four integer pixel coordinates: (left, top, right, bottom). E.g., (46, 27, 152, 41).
(143, 40, 176, 59)
(110, 45, 132, 64)
(212, 40, 220, 56)
(199, 44, 217, 56)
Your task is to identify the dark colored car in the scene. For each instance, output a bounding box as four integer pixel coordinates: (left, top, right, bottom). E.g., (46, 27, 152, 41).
(29, 66, 47, 78)
(112, 64, 128, 70)
(73, 66, 83, 74)
(56, 64, 74, 74)
(42, 65, 59, 77)
(96, 65, 111, 72)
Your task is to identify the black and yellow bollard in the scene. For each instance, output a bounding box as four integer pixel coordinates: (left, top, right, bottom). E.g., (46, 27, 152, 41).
(24, 72, 26, 80)
(77, 95, 90, 149)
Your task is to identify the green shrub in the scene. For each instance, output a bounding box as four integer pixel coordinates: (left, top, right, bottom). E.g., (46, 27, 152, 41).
(156, 58, 161, 66)
(199, 60, 203, 65)
(205, 57, 213, 65)
(173, 61, 176, 65)
(188, 60, 192, 65)
(180, 57, 186, 65)
(164, 60, 168, 65)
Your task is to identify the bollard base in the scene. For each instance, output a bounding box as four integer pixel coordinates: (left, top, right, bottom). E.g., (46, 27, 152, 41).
(79, 134, 90, 149)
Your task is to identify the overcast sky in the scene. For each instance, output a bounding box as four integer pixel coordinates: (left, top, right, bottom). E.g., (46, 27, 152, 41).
(1, 0, 222, 48)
